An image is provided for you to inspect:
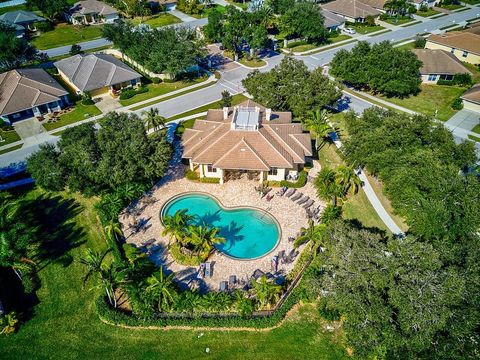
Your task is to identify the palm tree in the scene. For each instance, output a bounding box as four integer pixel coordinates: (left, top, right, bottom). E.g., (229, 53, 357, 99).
(162, 209, 195, 243)
(250, 275, 282, 310)
(98, 264, 128, 308)
(185, 224, 225, 253)
(233, 290, 254, 317)
(294, 220, 327, 256)
(314, 168, 344, 207)
(79, 248, 110, 286)
(104, 220, 124, 244)
(0, 311, 18, 334)
(145, 267, 176, 312)
(142, 108, 167, 132)
(0, 226, 37, 281)
(120, 183, 144, 201)
(302, 109, 332, 150)
(336, 165, 361, 197)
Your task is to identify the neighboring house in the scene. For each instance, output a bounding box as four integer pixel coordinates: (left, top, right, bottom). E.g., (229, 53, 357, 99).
(0, 10, 45, 37)
(409, 0, 437, 10)
(412, 48, 472, 83)
(425, 32, 480, 65)
(321, 0, 381, 23)
(147, 0, 177, 11)
(461, 84, 480, 112)
(0, 69, 69, 124)
(358, 0, 387, 10)
(321, 9, 346, 31)
(66, 0, 119, 25)
(54, 53, 142, 97)
(181, 100, 313, 184)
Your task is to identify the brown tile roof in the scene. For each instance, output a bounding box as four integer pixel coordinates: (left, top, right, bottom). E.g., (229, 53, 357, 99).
(321, 9, 345, 28)
(321, 0, 381, 19)
(412, 49, 472, 75)
(69, 0, 118, 17)
(426, 32, 480, 56)
(0, 69, 68, 116)
(358, 0, 386, 9)
(464, 22, 480, 36)
(181, 100, 313, 171)
(461, 83, 480, 105)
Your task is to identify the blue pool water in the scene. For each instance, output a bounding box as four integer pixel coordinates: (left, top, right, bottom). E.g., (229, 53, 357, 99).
(161, 193, 280, 259)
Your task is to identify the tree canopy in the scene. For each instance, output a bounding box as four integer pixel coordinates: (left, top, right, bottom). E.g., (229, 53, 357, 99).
(279, 1, 328, 43)
(242, 57, 341, 117)
(103, 22, 206, 76)
(0, 22, 39, 72)
(330, 41, 422, 97)
(26, 0, 68, 19)
(27, 112, 172, 194)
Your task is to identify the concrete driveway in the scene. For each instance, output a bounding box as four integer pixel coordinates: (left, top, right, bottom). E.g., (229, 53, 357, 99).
(94, 95, 121, 113)
(446, 109, 480, 132)
(13, 118, 46, 139)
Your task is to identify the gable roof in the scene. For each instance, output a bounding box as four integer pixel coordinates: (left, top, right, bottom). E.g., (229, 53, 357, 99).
(321, 9, 345, 28)
(0, 69, 68, 116)
(0, 10, 45, 25)
(357, 0, 386, 9)
(54, 53, 141, 92)
(321, 0, 381, 19)
(412, 48, 472, 75)
(427, 32, 480, 56)
(69, 0, 118, 17)
(461, 83, 480, 105)
(181, 100, 313, 171)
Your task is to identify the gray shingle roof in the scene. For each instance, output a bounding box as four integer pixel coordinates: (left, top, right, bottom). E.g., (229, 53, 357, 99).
(0, 10, 44, 25)
(412, 49, 472, 75)
(0, 69, 68, 116)
(54, 54, 141, 92)
(321, 9, 345, 28)
(69, 0, 118, 17)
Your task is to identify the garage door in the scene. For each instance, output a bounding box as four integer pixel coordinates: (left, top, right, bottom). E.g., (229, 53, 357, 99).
(89, 87, 109, 97)
(463, 100, 480, 113)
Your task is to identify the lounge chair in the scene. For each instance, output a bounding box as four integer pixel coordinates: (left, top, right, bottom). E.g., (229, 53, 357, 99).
(229, 275, 236, 287)
(266, 194, 274, 202)
(205, 262, 212, 278)
(297, 196, 309, 205)
(291, 192, 303, 201)
(197, 263, 206, 279)
(219, 281, 228, 292)
(271, 256, 278, 272)
(252, 269, 265, 280)
(276, 186, 288, 196)
(285, 188, 296, 197)
(303, 199, 315, 209)
(261, 187, 272, 198)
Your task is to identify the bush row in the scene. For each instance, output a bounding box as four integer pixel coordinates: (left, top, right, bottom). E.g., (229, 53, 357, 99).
(119, 86, 148, 100)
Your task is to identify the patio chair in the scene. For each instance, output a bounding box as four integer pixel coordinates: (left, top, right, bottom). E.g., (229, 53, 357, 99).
(271, 256, 278, 273)
(276, 186, 288, 196)
(297, 196, 309, 205)
(219, 281, 228, 292)
(252, 269, 265, 280)
(285, 188, 296, 197)
(291, 192, 303, 201)
(303, 199, 315, 209)
(197, 263, 206, 279)
(229, 275, 236, 287)
(205, 262, 212, 278)
(266, 194, 274, 202)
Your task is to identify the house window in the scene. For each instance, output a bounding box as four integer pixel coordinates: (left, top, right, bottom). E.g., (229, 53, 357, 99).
(268, 168, 278, 176)
(462, 51, 468, 58)
(207, 164, 215, 173)
(428, 74, 437, 81)
(440, 74, 454, 81)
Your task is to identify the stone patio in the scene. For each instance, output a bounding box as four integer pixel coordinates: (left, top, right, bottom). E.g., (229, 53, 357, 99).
(120, 142, 324, 293)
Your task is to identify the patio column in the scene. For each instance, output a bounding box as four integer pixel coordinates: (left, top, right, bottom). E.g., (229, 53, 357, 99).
(218, 168, 224, 184)
(189, 159, 194, 171)
(199, 164, 205, 178)
(259, 171, 265, 183)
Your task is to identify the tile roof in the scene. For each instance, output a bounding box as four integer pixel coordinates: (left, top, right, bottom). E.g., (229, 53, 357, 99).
(412, 48, 472, 75)
(427, 32, 480, 56)
(321, 9, 345, 28)
(0, 10, 44, 25)
(357, 0, 387, 9)
(464, 22, 480, 36)
(69, 0, 118, 17)
(321, 0, 381, 19)
(0, 69, 68, 116)
(182, 100, 313, 171)
(54, 53, 141, 92)
(461, 83, 480, 105)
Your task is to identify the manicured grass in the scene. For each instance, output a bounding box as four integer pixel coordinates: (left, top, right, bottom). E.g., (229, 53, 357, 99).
(168, 94, 248, 121)
(288, 43, 317, 53)
(0, 129, 21, 145)
(0, 144, 22, 155)
(400, 20, 422, 27)
(395, 41, 416, 50)
(130, 13, 181, 27)
(329, 34, 351, 43)
(348, 24, 385, 35)
(225, 0, 250, 10)
(439, 4, 464, 10)
(0, 4, 27, 14)
(238, 56, 266, 68)
(31, 23, 104, 50)
(119, 75, 210, 107)
(472, 124, 480, 134)
(42, 102, 102, 131)
(463, 0, 480, 4)
(462, 62, 480, 83)
(468, 134, 480, 142)
(416, 8, 440, 17)
(303, 40, 357, 55)
(0, 188, 349, 359)
(286, 35, 351, 53)
(383, 16, 414, 25)
(190, 4, 226, 19)
(377, 84, 466, 121)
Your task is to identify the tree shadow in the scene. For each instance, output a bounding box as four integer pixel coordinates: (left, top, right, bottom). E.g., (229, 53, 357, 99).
(216, 221, 244, 252)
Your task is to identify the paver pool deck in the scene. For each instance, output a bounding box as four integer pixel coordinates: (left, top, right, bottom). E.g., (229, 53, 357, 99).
(120, 150, 324, 292)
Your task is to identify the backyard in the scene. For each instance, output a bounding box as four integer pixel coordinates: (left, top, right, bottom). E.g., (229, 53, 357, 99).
(0, 188, 348, 360)
(31, 23, 104, 50)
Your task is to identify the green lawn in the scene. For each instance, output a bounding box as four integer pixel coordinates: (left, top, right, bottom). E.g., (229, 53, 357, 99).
(416, 8, 440, 17)
(225, 0, 250, 10)
(349, 24, 385, 35)
(377, 84, 466, 121)
(42, 102, 102, 131)
(472, 124, 480, 135)
(0, 128, 21, 145)
(395, 41, 416, 50)
(31, 23, 104, 50)
(0, 188, 348, 360)
(439, 4, 464, 10)
(0, 4, 27, 14)
(468, 134, 480, 142)
(329, 34, 351, 43)
(119, 75, 210, 107)
(463, 0, 480, 4)
(238, 56, 266, 68)
(462, 62, 480, 83)
(0, 144, 22, 155)
(190, 5, 226, 19)
(130, 13, 181, 27)
(383, 16, 414, 25)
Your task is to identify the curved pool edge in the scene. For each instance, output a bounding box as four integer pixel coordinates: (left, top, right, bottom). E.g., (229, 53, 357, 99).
(159, 191, 283, 262)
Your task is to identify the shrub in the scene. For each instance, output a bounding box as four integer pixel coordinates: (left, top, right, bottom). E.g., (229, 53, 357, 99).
(379, 13, 388, 21)
(35, 21, 53, 32)
(151, 77, 161, 84)
(365, 15, 376, 26)
(119, 89, 136, 100)
(170, 243, 208, 266)
(452, 98, 463, 110)
(280, 171, 308, 188)
(419, 4, 428, 11)
(185, 169, 199, 180)
(81, 93, 94, 105)
(317, 298, 341, 321)
(414, 36, 426, 48)
(453, 73, 473, 86)
(70, 44, 82, 55)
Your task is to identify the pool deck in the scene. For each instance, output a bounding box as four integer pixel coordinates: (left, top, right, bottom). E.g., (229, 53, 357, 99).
(120, 152, 325, 292)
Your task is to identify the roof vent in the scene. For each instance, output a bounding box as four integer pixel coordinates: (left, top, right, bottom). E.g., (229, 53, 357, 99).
(240, 148, 246, 152)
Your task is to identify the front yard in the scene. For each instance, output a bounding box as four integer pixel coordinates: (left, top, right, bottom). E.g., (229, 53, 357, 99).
(42, 102, 102, 131)
(31, 23, 104, 50)
(348, 24, 385, 35)
(286, 34, 352, 53)
(0, 128, 21, 145)
(416, 8, 440, 17)
(130, 13, 181, 28)
(382, 16, 414, 25)
(190, 4, 226, 19)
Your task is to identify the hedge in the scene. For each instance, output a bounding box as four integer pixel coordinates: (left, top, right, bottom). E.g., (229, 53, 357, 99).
(119, 86, 148, 100)
(280, 171, 308, 188)
(169, 243, 207, 266)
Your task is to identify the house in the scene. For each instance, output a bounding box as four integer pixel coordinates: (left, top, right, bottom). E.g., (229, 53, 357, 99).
(425, 32, 480, 65)
(181, 100, 313, 184)
(321, 0, 381, 23)
(321, 9, 346, 31)
(358, 0, 387, 10)
(0, 10, 45, 37)
(66, 0, 119, 25)
(147, 0, 177, 11)
(54, 53, 142, 97)
(412, 48, 472, 83)
(409, 0, 437, 10)
(461, 84, 480, 112)
(0, 69, 69, 124)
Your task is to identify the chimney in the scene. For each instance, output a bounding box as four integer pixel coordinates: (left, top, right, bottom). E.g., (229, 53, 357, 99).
(223, 107, 229, 120)
(266, 108, 272, 121)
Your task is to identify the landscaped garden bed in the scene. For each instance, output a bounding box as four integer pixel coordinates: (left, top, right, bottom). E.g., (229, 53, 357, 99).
(42, 102, 102, 131)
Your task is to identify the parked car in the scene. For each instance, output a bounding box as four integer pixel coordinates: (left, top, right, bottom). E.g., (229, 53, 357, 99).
(343, 27, 356, 35)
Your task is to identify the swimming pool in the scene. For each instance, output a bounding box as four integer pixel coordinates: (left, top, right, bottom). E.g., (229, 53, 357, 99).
(161, 193, 280, 260)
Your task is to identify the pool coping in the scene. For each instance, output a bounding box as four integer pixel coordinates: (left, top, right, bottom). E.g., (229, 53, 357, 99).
(159, 191, 283, 262)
